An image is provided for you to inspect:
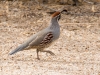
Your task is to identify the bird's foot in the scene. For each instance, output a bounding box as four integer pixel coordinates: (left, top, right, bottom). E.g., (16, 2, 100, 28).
(36, 57, 40, 60)
(45, 51, 55, 56)
(49, 51, 55, 55)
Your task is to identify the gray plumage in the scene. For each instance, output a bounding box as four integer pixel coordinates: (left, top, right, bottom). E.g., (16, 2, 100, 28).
(9, 11, 61, 60)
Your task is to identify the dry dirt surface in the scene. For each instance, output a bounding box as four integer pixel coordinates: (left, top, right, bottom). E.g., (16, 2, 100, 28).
(0, 1, 100, 75)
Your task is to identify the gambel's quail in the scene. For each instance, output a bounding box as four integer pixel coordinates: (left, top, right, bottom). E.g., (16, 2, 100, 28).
(9, 11, 62, 60)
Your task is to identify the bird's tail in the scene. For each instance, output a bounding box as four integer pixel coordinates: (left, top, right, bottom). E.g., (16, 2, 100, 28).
(9, 43, 28, 55)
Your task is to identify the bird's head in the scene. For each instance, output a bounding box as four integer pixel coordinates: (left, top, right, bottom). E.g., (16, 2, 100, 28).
(51, 9, 67, 21)
(51, 12, 61, 21)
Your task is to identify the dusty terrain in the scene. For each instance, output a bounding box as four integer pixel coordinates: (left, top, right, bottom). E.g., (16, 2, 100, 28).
(0, 1, 100, 75)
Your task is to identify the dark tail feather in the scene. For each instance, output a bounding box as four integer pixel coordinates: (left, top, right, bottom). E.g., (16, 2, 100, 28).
(9, 43, 28, 55)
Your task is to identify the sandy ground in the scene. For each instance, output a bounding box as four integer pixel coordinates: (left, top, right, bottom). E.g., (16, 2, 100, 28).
(0, 1, 100, 75)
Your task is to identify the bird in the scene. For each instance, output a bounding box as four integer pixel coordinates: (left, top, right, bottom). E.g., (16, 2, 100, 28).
(9, 10, 65, 60)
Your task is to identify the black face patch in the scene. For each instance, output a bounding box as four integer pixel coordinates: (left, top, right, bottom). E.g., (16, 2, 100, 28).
(57, 15, 61, 21)
(40, 32, 53, 45)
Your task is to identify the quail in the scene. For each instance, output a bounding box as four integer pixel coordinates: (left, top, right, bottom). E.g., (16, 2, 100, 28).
(9, 11, 64, 60)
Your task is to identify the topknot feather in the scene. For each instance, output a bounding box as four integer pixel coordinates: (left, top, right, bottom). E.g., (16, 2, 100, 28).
(51, 12, 60, 18)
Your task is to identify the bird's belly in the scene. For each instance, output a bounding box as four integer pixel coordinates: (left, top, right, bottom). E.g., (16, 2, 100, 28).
(53, 31, 60, 40)
(31, 42, 53, 49)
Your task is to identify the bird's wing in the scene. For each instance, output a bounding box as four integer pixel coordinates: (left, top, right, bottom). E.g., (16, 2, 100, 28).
(29, 32, 53, 46)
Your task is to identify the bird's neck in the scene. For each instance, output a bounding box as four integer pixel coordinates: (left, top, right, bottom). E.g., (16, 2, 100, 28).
(49, 18, 59, 28)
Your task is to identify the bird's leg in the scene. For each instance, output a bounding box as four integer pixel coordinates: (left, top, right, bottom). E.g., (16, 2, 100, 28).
(36, 49, 40, 60)
(41, 50, 55, 55)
